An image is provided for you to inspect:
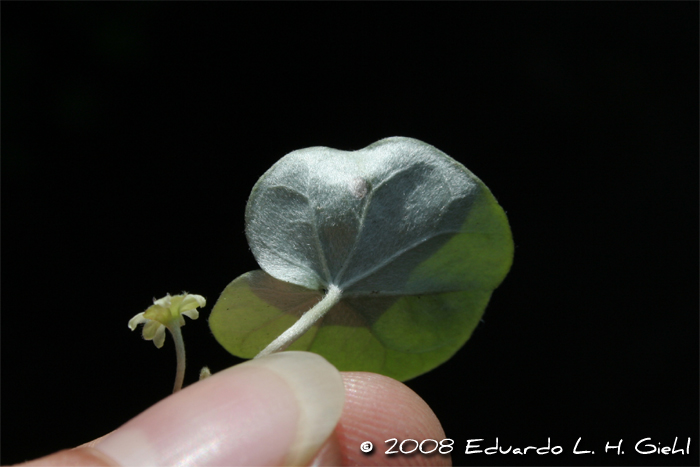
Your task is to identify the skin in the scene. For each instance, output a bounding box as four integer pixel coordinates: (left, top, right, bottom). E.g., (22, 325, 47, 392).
(12, 371, 450, 467)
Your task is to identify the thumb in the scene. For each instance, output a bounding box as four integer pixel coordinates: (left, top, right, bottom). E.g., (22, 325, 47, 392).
(19, 352, 345, 467)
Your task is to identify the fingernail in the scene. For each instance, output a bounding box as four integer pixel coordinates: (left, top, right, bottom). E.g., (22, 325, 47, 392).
(95, 351, 345, 466)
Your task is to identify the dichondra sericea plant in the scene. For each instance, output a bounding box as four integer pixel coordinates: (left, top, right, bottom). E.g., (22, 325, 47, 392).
(130, 137, 513, 388)
(209, 137, 513, 382)
(129, 293, 206, 392)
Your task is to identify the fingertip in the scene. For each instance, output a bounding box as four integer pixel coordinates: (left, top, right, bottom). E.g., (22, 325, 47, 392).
(336, 372, 451, 466)
(92, 351, 343, 466)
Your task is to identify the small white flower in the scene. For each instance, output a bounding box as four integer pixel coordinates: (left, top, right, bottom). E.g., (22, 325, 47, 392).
(129, 293, 205, 348)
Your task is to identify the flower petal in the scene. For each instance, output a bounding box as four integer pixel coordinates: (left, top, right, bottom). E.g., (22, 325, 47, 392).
(168, 294, 185, 314)
(143, 304, 169, 323)
(142, 320, 162, 340)
(180, 294, 206, 313)
(128, 312, 148, 331)
(182, 308, 200, 321)
(153, 294, 172, 308)
(153, 325, 167, 348)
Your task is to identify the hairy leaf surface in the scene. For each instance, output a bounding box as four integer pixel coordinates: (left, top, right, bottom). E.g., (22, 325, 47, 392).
(210, 137, 513, 380)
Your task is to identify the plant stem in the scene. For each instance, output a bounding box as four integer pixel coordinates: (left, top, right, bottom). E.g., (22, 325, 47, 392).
(256, 284, 342, 358)
(168, 324, 186, 393)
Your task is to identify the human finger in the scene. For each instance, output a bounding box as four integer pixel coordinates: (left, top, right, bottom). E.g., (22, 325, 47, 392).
(310, 372, 450, 466)
(17, 351, 344, 467)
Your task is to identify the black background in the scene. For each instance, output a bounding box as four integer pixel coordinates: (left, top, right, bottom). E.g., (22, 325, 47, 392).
(2, 3, 697, 466)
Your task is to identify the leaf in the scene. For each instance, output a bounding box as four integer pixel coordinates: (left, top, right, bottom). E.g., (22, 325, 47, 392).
(209, 137, 513, 381)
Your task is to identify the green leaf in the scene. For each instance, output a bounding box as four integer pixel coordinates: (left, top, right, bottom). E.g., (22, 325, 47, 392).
(209, 137, 513, 381)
